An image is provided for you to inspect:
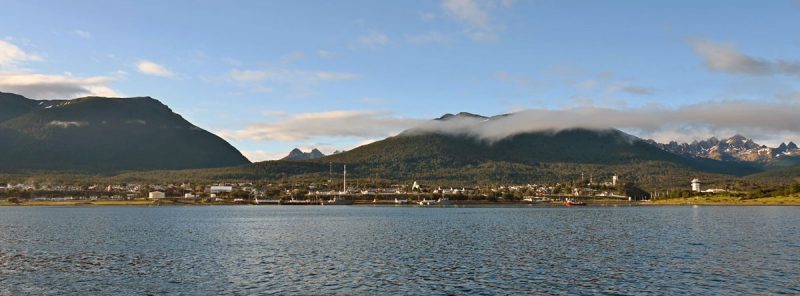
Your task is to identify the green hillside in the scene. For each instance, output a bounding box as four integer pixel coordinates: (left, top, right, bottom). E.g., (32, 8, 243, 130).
(0, 93, 250, 172)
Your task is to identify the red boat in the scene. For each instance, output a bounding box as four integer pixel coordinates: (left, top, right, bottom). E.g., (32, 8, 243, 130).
(564, 198, 587, 206)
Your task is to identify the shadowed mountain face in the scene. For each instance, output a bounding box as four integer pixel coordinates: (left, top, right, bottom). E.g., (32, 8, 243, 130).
(0, 92, 250, 172)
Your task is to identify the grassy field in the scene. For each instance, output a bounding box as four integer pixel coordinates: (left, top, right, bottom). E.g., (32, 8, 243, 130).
(648, 195, 800, 206)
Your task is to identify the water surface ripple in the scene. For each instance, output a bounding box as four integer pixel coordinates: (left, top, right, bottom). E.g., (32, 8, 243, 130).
(1, 206, 798, 295)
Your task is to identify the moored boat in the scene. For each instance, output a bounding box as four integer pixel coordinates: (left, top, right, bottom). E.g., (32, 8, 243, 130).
(564, 198, 586, 206)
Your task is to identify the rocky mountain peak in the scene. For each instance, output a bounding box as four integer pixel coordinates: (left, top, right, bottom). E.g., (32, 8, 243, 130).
(652, 135, 800, 164)
(282, 148, 326, 161)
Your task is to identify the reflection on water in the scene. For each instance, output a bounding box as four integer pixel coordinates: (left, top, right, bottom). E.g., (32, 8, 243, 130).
(1, 206, 798, 295)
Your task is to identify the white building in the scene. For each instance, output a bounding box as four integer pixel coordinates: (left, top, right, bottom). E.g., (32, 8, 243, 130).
(210, 186, 233, 194)
(612, 175, 618, 186)
(148, 191, 165, 199)
(691, 179, 701, 192)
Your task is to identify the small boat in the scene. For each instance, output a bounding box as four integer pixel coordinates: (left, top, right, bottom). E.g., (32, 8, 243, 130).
(564, 198, 587, 206)
(418, 199, 436, 206)
(322, 196, 353, 205)
(436, 197, 453, 205)
(281, 199, 319, 205)
(394, 198, 409, 204)
(373, 197, 379, 203)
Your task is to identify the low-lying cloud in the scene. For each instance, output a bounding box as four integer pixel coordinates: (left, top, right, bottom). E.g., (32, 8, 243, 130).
(220, 100, 800, 151)
(409, 101, 800, 145)
(0, 72, 120, 99)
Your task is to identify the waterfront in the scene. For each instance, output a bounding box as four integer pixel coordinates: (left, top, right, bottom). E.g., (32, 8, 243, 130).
(1, 206, 798, 295)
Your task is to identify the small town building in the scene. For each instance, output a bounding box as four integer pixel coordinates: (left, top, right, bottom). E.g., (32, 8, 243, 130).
(691, 179, 701, 192)
(148, 191, 165, 199)
(210, 186, 233, 194)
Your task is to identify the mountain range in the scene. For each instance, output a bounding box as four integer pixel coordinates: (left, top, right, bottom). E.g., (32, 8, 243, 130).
(281, 148, 326, 161)
(648, 136, 800, 165)
(2, 91, 799, 188)
(0, 92, 249, 172)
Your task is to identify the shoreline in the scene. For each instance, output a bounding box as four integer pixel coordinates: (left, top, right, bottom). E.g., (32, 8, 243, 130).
(2, 196, 799, 207)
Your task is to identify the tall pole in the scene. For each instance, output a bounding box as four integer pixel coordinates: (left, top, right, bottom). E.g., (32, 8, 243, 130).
(343, 165, 347, 193)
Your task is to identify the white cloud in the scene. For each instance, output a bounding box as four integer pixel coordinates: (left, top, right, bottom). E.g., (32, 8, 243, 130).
(240, 150, 289, 162)
(281, 51, 306, 63)
(441, 0, 510, 41)
(357, 32, 390, 48)
(0, 72, 121, 99)
(406, 101, 800, 145)
(0, 40, 42, 66)
(314, 71, 357, 81)
(225, 101, 800, 158)
(318, 50, 336, 58)
(74, 30, 92, 39)
(406, 32, 450, 44)
(689, 38, 800, 76)
(219, 110, 422, 142)
(229, 68, 358, 96)
(420, 12, 437, 21)
(261, 110, 288, 117)
(443, 0, 490, 29)
(607, 83, 655, 96)
(230, 69, 272, 81)
(137, 60, 174, 77)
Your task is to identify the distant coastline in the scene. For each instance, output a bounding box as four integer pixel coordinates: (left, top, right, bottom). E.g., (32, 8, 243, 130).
(3, 196, 798, 207)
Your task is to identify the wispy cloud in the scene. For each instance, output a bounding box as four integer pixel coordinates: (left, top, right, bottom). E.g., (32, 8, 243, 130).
(0, 72, 121, 99)
(315, 71, 357, 81)
(317, 50, 336, 58)
(406, 32, 450, 44)
(73, 30, 92, 39)
(0, 40, 42, 67)
(229, 68, 358, 96)
(608, 83, 656, 96)
(357, 32, 390, 48)
(219, 110, 422, 142)
(280, 51, 306, 63)
(689, 38, 800, 76)
(229, 69, 273, 82)
(441, 0, 510, 41)
(137, 60, 174, 77)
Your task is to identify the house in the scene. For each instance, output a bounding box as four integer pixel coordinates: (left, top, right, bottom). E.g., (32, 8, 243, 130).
(210, 186, 233, 194)
(148, 191, 166, 199)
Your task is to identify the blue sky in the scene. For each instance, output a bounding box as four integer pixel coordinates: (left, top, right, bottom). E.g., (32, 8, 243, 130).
(2, 0, 800, 161)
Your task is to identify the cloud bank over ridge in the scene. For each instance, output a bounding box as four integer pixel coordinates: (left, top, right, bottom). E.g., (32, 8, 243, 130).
(405, 101, 800, 145)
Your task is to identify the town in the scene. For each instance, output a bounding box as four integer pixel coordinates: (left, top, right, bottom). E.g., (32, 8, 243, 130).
(0, 174, 746, 206)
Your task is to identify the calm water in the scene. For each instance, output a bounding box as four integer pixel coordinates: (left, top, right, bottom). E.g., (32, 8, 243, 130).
(1, 206, 798, 295)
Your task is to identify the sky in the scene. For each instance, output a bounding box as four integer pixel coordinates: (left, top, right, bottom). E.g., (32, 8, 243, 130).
(1, 0, 800, 161)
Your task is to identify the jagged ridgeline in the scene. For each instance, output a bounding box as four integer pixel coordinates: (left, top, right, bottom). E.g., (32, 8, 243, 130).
(0, 92, 250, 172)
